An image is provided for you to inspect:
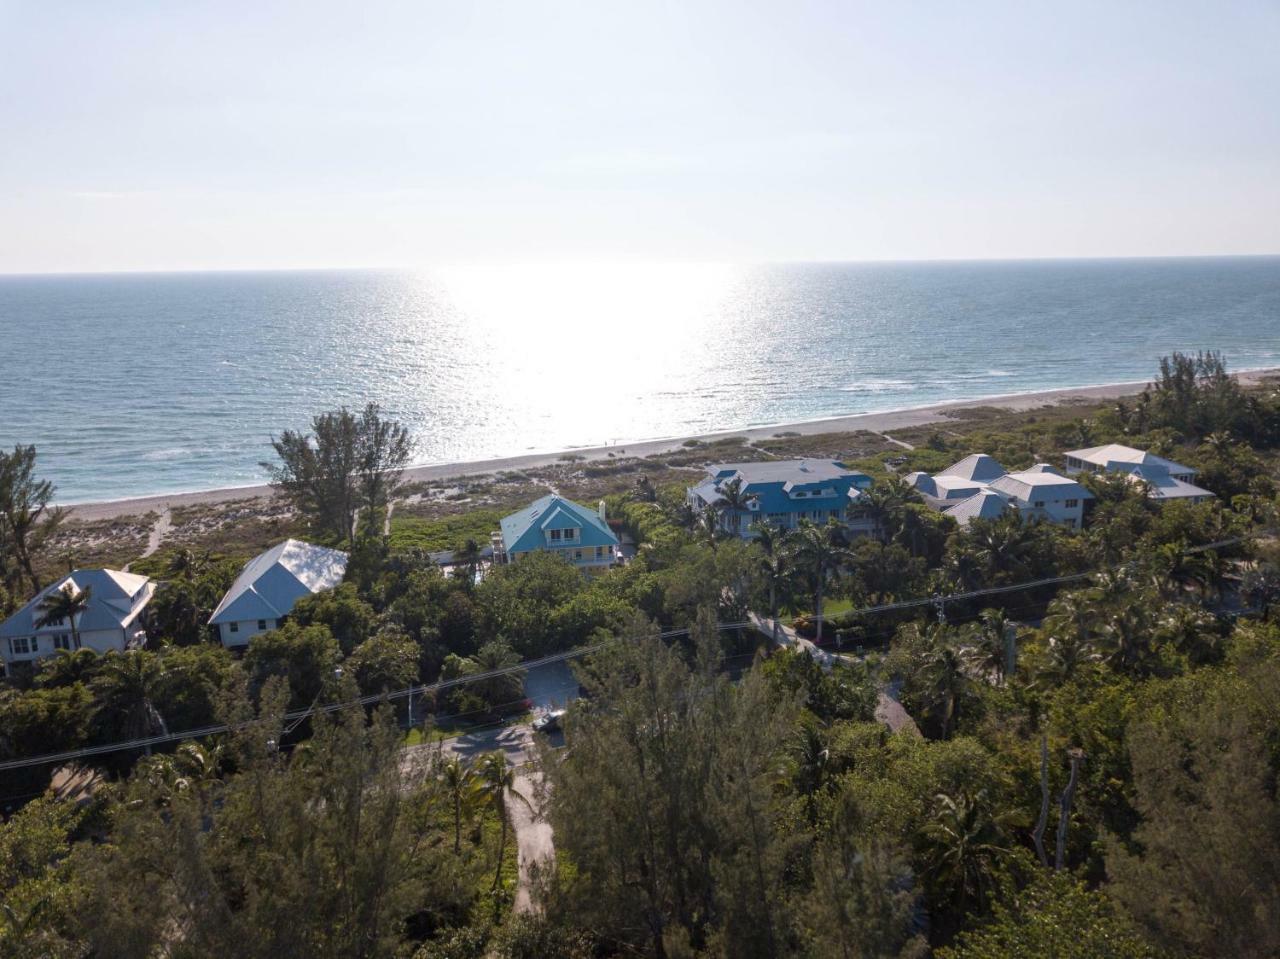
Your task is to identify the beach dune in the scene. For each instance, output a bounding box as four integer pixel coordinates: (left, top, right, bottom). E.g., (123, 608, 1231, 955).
(65, 371, 1277, 523)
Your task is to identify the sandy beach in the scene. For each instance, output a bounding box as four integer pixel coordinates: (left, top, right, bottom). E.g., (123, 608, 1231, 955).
(65, 371, 1279, 523)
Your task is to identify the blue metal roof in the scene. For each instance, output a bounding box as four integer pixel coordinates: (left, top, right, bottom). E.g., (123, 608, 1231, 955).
(500, 494, 619, 555)
(693, 460, 872, 515)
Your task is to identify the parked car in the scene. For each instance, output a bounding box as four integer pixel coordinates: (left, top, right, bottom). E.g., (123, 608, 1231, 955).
(533, 709, 566, 734)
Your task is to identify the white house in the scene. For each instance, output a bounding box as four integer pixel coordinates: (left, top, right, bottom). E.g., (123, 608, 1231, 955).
(209, 539, 348, 648)
(907, 455, 1092, 528)
(1063, 443, 1215, 504)
(0, 569, 155, 676)
(905, 454, 1008, 507)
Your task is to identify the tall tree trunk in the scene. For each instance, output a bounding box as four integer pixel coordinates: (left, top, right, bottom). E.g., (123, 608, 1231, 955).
(492, 803, 507, 891)
(814, 571, 825, 643)
(453, 794, 461, 855)
(1055, 750, 1084, 869)
(1033, 733, 1051, 867)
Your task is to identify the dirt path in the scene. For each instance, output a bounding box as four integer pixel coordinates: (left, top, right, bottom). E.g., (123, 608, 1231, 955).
(126, 506, 172, 570)
(403, 724, 552, 914)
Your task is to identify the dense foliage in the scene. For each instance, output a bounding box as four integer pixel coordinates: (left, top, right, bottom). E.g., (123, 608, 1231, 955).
(2, 356, 1280, 956)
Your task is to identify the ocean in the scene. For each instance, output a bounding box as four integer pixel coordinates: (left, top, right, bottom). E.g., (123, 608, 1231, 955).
(1, 257, 1278, 505)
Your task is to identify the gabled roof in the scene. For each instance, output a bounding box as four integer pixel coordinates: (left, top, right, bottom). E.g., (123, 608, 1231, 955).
(500, 494, 619, 555)
(1066, 444, 1196, 477)
(0, 569, 153, 638)
(1125, 465, 1216, 500)
(943, 490, 1009, 527)
(209, 539, 348, 626)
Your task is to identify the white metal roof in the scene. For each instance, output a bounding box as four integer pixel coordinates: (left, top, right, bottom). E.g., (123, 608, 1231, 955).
(0, 569, 153, 638)
(208, 539, 348, 626)
(936, 454, 1008, 483)
(1066, 444, 1195, 477)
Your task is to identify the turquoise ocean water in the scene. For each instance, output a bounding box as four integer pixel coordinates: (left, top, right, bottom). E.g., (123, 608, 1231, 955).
(1, 257, 1278, 504)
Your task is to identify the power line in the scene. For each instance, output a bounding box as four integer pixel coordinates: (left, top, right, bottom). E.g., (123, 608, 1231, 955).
(0, 531, 1262, 772)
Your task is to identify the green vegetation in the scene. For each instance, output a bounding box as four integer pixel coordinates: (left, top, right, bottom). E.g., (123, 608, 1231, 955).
(389, 509, 504, 554)
(2, 353, 1280, 956)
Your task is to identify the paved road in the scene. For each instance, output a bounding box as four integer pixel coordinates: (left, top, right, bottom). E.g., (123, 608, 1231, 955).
(750, 613, 921, 737)
(402, 659, 576, 916)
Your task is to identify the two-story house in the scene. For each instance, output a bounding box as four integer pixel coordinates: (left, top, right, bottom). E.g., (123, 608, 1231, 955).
(907, 455, 1092, 528)
(686, 459, 876, 538)
(1063, 443, 1214, 503)
(0, 568, 155, 676)
(493, 494, 619, 572)
(209, 539, 349, 648)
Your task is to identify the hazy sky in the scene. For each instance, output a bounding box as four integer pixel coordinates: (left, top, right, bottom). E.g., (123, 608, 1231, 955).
(2, 1, 1278, 272)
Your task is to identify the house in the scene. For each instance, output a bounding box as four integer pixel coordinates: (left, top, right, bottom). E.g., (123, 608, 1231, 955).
(1063, 443, 1215, 503)
(985, 465, 1091, 528)
(687, 459, 876, 538)
(493, 494, 620, 572)
(905, 454, 1008, 508)
(908, 455, 1092, 528)
(209, 539, 348, 648)
(0, 569, 155, 675)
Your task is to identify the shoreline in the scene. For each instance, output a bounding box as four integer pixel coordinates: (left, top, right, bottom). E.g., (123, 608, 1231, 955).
(65, 369, 1279, 523)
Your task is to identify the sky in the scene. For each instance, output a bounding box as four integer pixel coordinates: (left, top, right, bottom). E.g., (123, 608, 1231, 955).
(1, 0, 1278, 273)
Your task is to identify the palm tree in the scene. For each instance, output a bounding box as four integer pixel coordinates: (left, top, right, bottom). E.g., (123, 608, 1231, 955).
(35, 582, 92, 649)
(469, 641, 526, 713)
(970, 608, 1011, 685)
(791, 723, 830, 820)
(36, 647, 100, 687)
(968, 514, 1035, 586)
(1242, 561, 1280, 621)
(167, 548, 211, 580)
(791, 519, 851, 643)
(1037, 590, 1101, 686)
(921, 789, 1011, 918)
(917, 631, 971, 738)
(1098, 602, 1156, 675)
(454, 538, 483, 587)
(440, 756, 479, 854)
(750, 519, 790, 618)
(475, 751, 532, 891)
(92, 651, 168, 749)
(860, 479, 912, 542)
(715, 477, 756, 536)
(696, 507, 723, 552)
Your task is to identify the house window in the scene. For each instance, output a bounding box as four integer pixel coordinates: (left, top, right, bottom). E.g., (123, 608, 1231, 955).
(1034, 501, 1045, 508)
(229, 622, 239, 633)
(10, 636, 32, 655)
(257, 619, 267, 630)
(54, 635, 72, 651)
(574, 549, 583, 560)
(550, 529, 562, 541)
(1065, 498, 1078, 508)
(595, 547, 604, 559)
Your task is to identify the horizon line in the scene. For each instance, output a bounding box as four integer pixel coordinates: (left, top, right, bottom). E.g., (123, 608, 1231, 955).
(3, 251, 1280, 279)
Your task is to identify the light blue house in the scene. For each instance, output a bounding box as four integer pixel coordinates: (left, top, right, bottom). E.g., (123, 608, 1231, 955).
(209, 539, 348, 648)
(494, 494, 620, 572)
(687, 459, 876, 538)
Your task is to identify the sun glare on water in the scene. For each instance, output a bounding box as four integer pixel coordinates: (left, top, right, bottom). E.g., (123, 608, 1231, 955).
(410, 262, 748, 449)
